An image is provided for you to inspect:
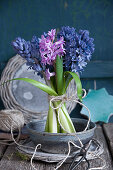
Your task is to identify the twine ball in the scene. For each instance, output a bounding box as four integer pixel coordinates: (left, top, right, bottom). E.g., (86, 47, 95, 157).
(0, 109, 24, 132)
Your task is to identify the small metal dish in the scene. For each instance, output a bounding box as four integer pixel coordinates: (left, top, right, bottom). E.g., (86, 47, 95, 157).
(26, 118, 96, 154)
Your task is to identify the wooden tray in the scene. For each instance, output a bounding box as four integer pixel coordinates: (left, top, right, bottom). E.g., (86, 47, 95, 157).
(16, 139, 104, 163)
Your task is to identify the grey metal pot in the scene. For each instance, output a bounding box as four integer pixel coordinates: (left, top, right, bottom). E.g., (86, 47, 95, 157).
(26, 118, 96, 154)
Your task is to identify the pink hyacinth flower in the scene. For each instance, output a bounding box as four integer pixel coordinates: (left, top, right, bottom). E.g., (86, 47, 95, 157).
(45, 69, 55, 80)
(48, 29, 56, 41)
(39, 29, 65, 66)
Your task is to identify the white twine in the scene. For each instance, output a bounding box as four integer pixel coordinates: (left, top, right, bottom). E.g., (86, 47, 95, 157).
(10, 125, 42, 170)
(48, 89, 106, 170)
(0, 110, 41, 170)
(0, 124, 21, 145)
(0, 90, 106, 170)
(30, 144, 41, 170)
(12, 128, 42, 170)
(0, 109, 24, 145)
(3, 124, 106, 170)
(88, 151, 106, 170)
(30, 89, 106, 170)
(0, 109, 24, 132)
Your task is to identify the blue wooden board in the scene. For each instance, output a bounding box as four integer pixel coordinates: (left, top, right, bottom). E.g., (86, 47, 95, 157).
(81, 61, 113, 78)
(81, 79, 113, 95)
(0, 0, 113, 62)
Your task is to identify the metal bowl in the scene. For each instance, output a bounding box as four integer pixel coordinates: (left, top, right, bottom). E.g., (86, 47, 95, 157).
(26, 118, 96, 154)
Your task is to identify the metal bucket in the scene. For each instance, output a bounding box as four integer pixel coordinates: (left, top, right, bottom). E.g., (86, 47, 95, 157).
(26, 118, 96, 154)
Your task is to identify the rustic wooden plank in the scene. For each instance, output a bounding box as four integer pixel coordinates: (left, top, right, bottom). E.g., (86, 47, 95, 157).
(81, 61, 113, 78)
(87, 125, 113, 170)
(103, 123, 113, 157)
(0, 125, 112, 170)
(81, 79, 113, 96)
(103, 123, 113, 143)
(56, 125, 113, 170)
(0, 133, 28, 140)
(0, 145, 46, 170)
(0, 145, 7, 160)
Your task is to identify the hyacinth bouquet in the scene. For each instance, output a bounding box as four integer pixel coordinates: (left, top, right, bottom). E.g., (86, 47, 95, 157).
(12, 26, 94, 133)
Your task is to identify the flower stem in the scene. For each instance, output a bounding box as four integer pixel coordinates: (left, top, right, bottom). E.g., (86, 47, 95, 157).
(53, 101, 76, 133)
(45, 103, 58, 133)
(61, 104, 76, 133)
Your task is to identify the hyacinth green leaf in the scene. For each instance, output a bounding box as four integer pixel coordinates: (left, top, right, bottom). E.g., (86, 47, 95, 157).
(61, 104, 75, 130)
(65, 71, 83, 101)
(50, 76, 57, 91)
(2, 78, 58, 96)
(56, 56, 64, 95)
(45, 103, 58, 133)
(53, 101, 75, 133)
(45, 112, 49, 132)
(48, 104, 58, 133)
(65, 74, 73, 91)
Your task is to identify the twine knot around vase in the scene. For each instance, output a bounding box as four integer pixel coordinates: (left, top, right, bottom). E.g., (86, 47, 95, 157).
(31, 89, 106, 170)
(0, 109, 24, 132)
(49, 89, 87, 111)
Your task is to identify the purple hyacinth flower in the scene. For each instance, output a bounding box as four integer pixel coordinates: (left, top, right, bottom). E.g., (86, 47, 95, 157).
(39, 29, 65, 66)
(48, 29, 56, 41)
(45, 69, 55, 80)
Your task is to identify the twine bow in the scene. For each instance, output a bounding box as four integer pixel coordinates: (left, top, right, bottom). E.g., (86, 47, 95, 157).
(49, 89, 90, 133)
(47, 89, 106, 170)
(0, 90, 106, 170)
(49, 88, 87, 110)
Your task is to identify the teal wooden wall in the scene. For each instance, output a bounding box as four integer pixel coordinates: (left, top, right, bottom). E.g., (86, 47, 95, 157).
(0, 0, 113, 109)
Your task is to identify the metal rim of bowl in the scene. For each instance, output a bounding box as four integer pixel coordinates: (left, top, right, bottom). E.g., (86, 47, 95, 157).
(26, 118, 96, 136)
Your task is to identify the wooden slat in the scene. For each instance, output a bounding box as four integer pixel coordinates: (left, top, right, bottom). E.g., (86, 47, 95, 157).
(103, 123, 113, 158)
(0, 145, 7, 160)
(0, 145, 46, 170)
(81, 61, 113, 78)
(0, 126, 112, 170)
(57, 125, 113, 170)
(0, 133, 28, 140)
(81, 79, 113, 95)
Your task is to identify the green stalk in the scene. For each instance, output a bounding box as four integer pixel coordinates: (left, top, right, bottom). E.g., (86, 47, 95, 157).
(56, 113, 60, 133)
(45, 112, 49, 132)
(2, 78, 58, 96)
(45, 103, 58, 133)
(65, 72, 83, 101)
(50, 76, 57, 92)
(53, 101, 76, 133)
(56, 56, 64, 95)
(61, 104, 76, 133)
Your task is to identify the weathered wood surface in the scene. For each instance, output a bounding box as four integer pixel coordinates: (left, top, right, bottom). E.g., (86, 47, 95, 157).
(103, 123, 113, 158)
(0, 132, 28, 140)
(0, 125, 113, 170)
(81, 61, 113, 78)
(0, 145, 7, 160)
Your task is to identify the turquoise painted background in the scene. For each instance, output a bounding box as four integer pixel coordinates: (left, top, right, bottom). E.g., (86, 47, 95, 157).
(0, 0, 113, 110)
(0, 0, 113, 62)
